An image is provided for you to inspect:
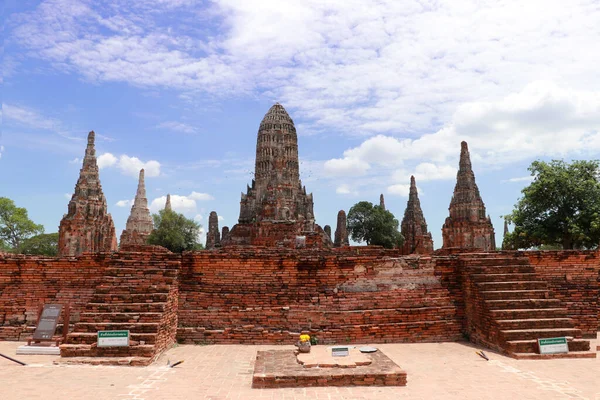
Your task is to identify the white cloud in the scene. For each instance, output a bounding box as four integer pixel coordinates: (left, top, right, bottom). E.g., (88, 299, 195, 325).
(324, 157, 369, 177)
(0, 146, 4, 159)
(97, 153, 161, 178)
(323, 81, 600, 194)
(387, 184, 411, 197)
(335, 184, 358, 195)
(9, 0, 600, 137)
(503, 176, 535, 183)
(156, 121, 197, 134)
(64, 193, 72, 199)
(97, 153, 118, 168)
(188, 191, 214, 201)
(116, 199, 134, 207)
(393, 163, 457, 183)
(149, 191, 214, 213)
(68, 157, 81, 164)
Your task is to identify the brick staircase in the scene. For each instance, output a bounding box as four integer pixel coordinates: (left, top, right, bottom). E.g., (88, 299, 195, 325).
(460, 254, 595, 359)
(59, 254, 179, 366)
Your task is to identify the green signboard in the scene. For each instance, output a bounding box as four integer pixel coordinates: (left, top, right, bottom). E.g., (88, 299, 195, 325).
(538, 337, 568, 354)
(97, 330, 130, 347)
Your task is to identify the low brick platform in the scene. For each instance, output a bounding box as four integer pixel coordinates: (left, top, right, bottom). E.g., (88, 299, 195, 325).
(252, 349, 407, 388)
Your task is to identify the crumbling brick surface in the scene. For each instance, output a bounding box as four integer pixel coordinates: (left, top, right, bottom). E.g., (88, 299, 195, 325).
(524, 251, 600, 335)
(177, 247, 463, 344)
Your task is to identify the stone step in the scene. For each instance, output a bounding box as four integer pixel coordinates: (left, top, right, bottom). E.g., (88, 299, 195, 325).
(102, 275, 177, 285)
(95, 285, 171, 295)
(496, 318, 574, 330)
(461, 258, 530, 266)
(55, 355, 154, 366)
(104, 267, 178, 277)
(481, 290, 548, 300)
(67, 332, 157, 345)
(506, 338, 590, 353)
(485, 299, 561, 310)
(466, 265, 535, 274)
(73, 322, 160, 333)
(476, 281, 548, 291)
(510, 351, 596, 360)
(490, 308, 569, 319)
(60, 344, 156, 358)
(470, 273, 539, 282)
(85, 302, 168, 313)
(89, 293, 169, 303)
(79, 312, 163, 323)
(500, 328, 582, 341)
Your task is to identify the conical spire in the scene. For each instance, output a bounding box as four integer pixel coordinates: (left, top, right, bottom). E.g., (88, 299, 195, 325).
(120, 169, 154, 247)
(504, 219, 509, 236)
(58, 130, 118, 256)
(165, 194, 172, 211)
(448, 141, 486, 221)
(442, 141, 495, 251)
(400, 176, 433, 254)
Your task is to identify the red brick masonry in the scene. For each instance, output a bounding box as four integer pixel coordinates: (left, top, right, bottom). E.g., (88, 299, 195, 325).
(1, 249, 598, 353)
(252, 349, 407, 388)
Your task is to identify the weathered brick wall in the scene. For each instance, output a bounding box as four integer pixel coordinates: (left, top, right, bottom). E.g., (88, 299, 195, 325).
(524, 251, 600, 336)
(0, 253, 109, 340)
(177, 247, 463, 344)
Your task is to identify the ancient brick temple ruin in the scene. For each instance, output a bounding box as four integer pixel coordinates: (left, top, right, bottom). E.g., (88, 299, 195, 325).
(221, 103, 331, 248)
(1, 110, 598, 369)
(205, 211, 221, 250)
(119, 169, 154, 248)
(58, 131, 118, 256)
(401, 176, 434, 255)
(442, 141, 496, 251)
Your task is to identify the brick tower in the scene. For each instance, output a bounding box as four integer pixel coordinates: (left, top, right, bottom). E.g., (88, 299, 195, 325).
(400, 176, 434, 254)
(206, 211, 221, 249)
(222, 103, 331, 248)
(58, 131, 118, 256)
(120, 169, 154, 247)
(442, 141, 496, 251)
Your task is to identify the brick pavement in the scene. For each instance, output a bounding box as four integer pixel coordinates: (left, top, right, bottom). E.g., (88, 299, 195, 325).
(0, 336, 598, 400)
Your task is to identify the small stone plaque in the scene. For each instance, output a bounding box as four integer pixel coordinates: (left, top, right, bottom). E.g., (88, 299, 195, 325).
(32, 304, 62, 340)
(538, 337, 568, 354)
(98, 330, 130, 347)
(332, 346, 350, 357)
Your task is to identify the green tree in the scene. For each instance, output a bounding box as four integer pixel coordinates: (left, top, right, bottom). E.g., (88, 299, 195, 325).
(505, 160, 600, 250)
(347, 201, 404, 248)
(0, 197, 44, 249)
(147, 209, 202, 253)
(16, 233, 59, 256)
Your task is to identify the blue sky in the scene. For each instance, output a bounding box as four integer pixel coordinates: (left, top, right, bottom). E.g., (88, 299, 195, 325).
(2, 0, 600, 247)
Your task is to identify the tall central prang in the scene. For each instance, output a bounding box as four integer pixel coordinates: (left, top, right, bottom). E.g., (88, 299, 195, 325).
(222, 103, 331, 248)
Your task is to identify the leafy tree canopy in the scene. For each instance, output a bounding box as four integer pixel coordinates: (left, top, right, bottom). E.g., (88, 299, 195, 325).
(147, 209, 203, 253)
(17, 233, 59, 256)
(0, 197, 44, 249)
(505, 160, 600, 250)
(347, 201, 404, 249)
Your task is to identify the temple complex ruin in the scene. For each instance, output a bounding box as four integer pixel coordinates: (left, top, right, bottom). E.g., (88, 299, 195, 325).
(400, 176, 434, 254)
(221, 103, 331, 248)
(119, 169, 154, 248)
(442, 141, 496, 251)
(2, 108, 598, 372)
(58, 131, 118, 256)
